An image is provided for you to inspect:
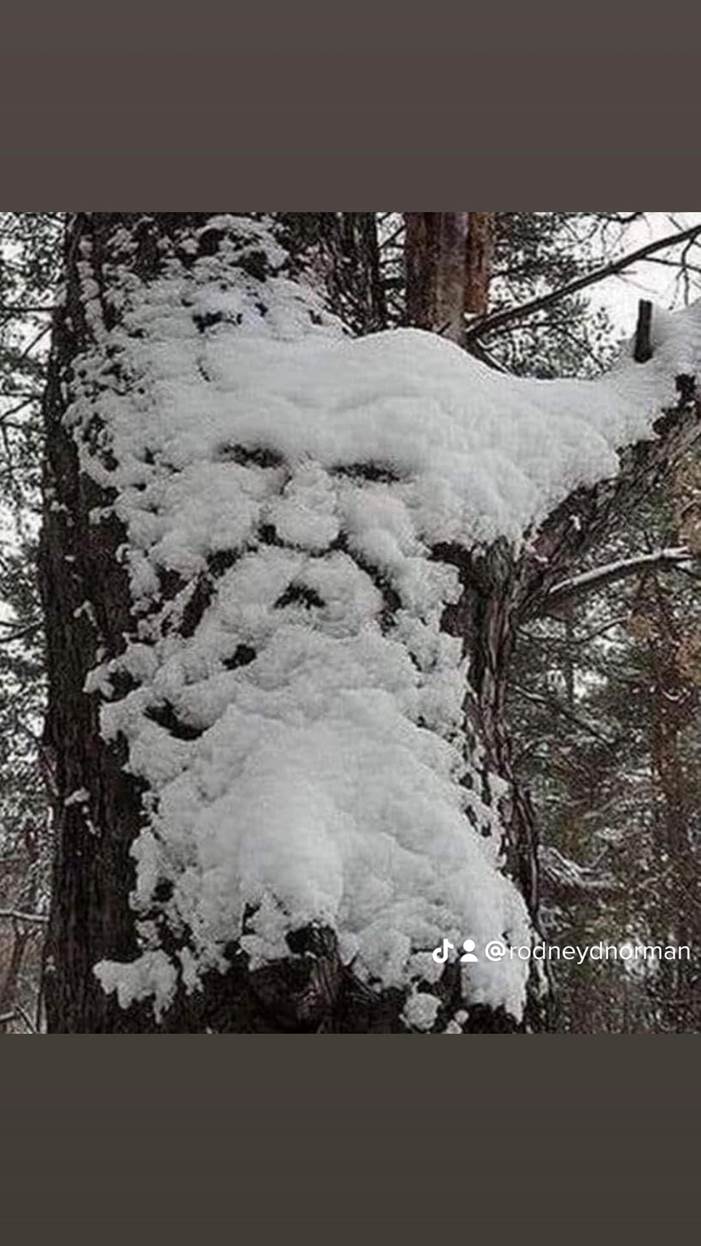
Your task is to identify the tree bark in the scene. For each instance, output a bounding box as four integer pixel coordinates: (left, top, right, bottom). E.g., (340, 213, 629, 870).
(642, 581, 700, 1030)
(404, 212, 494, 339)
(464, 212, 494, 316)
(404, 213, 470, 341)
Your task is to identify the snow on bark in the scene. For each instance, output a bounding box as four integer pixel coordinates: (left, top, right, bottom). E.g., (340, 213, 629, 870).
(55, 213, 701, 1028)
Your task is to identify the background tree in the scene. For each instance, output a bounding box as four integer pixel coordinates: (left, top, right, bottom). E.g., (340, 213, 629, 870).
(510, 482, 701, 1032)
(0, 212, 59, 1031)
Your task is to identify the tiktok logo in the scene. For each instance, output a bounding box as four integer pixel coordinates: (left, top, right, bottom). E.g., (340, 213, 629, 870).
(432, 938, 454, 964)
(431, 938, 480, 964)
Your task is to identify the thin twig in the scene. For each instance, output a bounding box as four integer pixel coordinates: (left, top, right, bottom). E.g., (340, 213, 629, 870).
(14, 1002, 37, 1034)
(0, 909, 48, 925)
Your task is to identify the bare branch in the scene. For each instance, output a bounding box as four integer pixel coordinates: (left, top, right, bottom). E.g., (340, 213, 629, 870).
(571, 616, 630, 645)
(545, 547, 693, 611)
(465, 222, 701, 345)
(14, 1002, 37, 1034)
(0, 909, 48, 925)
(0, 303, 54, 317)
(16, 322, 51, 360)
(0, 396, 37, 422)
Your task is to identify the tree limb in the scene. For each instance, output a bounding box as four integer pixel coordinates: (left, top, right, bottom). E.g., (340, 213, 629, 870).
(0, 303, 54, 317)
(545, 546, 693, 611)
(13, 1002, 37, 1033)
(464, 222, 701, 345)
(516, 390, 701, 621)
(0, 909, 47, 925)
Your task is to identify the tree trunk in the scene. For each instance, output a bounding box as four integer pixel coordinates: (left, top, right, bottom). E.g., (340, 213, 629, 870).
(643, 584, 700, 1031)
(39, 212, 528, 1033)
(38, 215, 198, 1032)
(404, 213, 470, 341)
(404, 212, 494, 339)
(41, 214, 701, 1034)
(464, 212, 494, 316)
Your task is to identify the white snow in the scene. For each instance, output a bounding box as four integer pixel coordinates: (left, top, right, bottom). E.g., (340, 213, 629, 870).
(95, 950, 178, 1017)
(60, 213, 701, 1027)
(401, 990, 442, 1031)
(64, 788, 89, 807)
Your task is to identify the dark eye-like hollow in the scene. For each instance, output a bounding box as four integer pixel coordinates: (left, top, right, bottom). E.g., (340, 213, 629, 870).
(274, 583, 325, 610)
(223, 644, 256, 671)
(144, 702, 203, 742)
(330, 462, 403, 484)
(217, 444, 285, 470)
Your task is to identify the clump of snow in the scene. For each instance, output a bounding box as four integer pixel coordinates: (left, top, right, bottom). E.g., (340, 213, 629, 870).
(95, 950, 178, 1018)
(62, 213, 701, 1027)
(64, 787, 89, 808)
(401, 990, 441, 1031)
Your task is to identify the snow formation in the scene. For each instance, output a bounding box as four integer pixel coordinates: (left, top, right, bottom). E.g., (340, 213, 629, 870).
(60, 214, 701, 1026)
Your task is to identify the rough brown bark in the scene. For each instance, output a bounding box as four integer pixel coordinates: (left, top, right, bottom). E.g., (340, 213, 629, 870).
(404, 212, 494, 339)
(404, 213, 470, 341)
(464, 212, 494, 316)
(641, 583, 700, 1030)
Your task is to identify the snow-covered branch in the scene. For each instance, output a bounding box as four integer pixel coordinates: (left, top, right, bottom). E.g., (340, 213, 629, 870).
(545, 546, 693, 611)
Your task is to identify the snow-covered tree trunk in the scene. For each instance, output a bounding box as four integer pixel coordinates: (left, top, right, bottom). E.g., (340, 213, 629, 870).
(39, 215, 193, 1032)
(39, 212, 701, 1033)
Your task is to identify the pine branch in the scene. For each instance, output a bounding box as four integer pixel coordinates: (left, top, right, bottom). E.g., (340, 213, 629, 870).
(511, 683, 618, 745)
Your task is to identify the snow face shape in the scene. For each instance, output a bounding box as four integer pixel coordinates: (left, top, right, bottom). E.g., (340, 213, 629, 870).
(67, 216, 701, 1026)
